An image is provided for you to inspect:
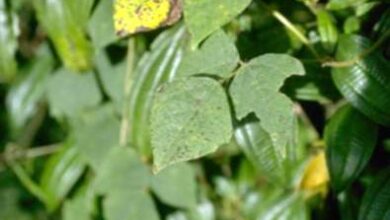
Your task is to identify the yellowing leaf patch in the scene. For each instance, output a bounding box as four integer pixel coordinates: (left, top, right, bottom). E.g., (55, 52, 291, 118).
(300, 151, 330, 197)
(114, 0, 182, 36)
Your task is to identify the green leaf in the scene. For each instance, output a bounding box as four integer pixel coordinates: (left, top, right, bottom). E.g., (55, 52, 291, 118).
(331, 35, 390, 126)
(337, 189, 361, 220)
(94, 147, 150, 194)
(235, 118, 286, 184)
(129, 26, 187, 157)
(62, 181, 95, 220)
(256, 193, 308, 220)
(317, 10, 338, 52)
(359, 170, 390, 220)
(325, 104, 378, 192)
(6, 45, 54, 134)
(0, 187, 31, 220)
(40, 143, 86, 211)
(73, 105, 120, 170)
(103, 190, 159, 220)
(151, 163, 197, 208)
(177, 30, 239, 78)
(282, 61, 340, 104)
(94, 147, 157, 220)
(95, 50, 126, 110)
(326, 0, 367, 10)
(183, 0, 251, 47)
(230, 54, 305, 163)
(373, 9, 390, 38)
(88, 0, 118, 49)
(344, 16, 360, 34)
(46, 69, 102, 119)
(62, 195, 90, 220)
(33, 0, 93, 71)
(65, 0, 94, 27)
(0, 0, 18, 82)
(151, 77, 232, 172)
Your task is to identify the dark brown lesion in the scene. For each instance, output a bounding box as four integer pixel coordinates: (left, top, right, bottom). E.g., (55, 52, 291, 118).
(116, 29, 126, 36)
(135, 5, 143, 16)
(165, 0, 182, 26)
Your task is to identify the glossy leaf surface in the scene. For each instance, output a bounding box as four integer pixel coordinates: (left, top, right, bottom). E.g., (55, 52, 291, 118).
(325, 105, 378, 192)
(332, 35, 390, 126)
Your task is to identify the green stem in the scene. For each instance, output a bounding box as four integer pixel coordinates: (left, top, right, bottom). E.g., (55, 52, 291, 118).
(272, 11, 321, 59)
(17, 102, 46, 148)
(257, 0, 321, 59)
(9, 161, 50, 206)
(272, 11, 310, 45)
(322, 29, 390, 67)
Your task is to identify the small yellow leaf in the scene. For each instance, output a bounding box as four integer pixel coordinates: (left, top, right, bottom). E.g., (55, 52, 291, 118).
(300, 151, 330, 196)
(114, 0, 182, 36)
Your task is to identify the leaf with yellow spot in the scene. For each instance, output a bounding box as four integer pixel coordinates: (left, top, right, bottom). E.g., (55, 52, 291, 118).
(114, 0, 182, 36)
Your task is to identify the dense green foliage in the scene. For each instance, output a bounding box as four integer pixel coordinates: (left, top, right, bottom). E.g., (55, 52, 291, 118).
(0, 0, 389, 219)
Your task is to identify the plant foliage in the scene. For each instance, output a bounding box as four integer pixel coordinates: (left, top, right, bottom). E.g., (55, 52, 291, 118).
(0, 0, 389, 219)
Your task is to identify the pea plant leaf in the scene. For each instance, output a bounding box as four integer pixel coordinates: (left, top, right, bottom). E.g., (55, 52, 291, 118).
(88, 0, 118, 49)
(94, 50, 126, 111)
(230, 54, 305, 163)
(94, 147, 158, 220)
(94, 147, 150, 194)
(103, 190, 159, 220)
(177, 29, 240, 78)
(151, 163, 197, 208)
(62, 188, 94, 220)
(151, 77, 232, 172)
(46, 69, 102, 119)
(129, 26, 187, 157)
(183, 0, 252, 47)
(72, 105, 120, 171)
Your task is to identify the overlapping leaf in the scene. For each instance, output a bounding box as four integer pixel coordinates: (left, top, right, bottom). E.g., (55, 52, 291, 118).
(332, 35, 390, 126)
(94, 147, 158, 220)
(0, 0, 18, 82)
(40, 144, 86, 211)
(46, 69, 101, 119)
(178, 30, 239, 78)
(151, 77, 232, 172)
(359, 170, 390, 220)
(325, 104, 377, 192)
(6, 45, 54, 134)
(183, 0, 251, 47)
(72, 105, 120, 170)
(88, 0, 118, 49)
(230, 54, 305, 167)
(33, 0, 93, 71)
(129, 26, 187, 156)
(235, 119, 286, 184)
(151, 163, 197, 208)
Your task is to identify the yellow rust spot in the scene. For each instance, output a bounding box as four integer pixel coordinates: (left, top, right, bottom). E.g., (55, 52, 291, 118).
(299, 151, 330, 197)
(114, 0, 171, 36)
